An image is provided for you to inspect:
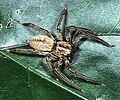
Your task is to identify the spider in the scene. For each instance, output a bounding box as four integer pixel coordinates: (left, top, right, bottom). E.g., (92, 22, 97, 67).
(0, 5, 114, 93)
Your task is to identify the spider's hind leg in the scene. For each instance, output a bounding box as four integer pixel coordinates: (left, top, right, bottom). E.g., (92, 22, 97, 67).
(8, 48, 41, 55)
(0, 44, 47, 56)
(16, 20, 54, 39)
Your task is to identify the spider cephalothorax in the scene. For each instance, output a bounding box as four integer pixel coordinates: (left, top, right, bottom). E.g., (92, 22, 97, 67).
(0, 5, 114, 93)
(53, 41, 72, 57)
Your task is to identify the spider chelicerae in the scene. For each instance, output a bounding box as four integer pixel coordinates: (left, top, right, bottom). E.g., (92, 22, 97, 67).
(1, 5, 114, 93)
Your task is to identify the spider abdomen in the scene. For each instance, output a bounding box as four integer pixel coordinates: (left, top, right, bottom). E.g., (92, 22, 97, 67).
(27, 35, 54, 51)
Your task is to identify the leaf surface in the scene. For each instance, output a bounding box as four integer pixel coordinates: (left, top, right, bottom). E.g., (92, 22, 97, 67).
(0, 0, 120, 100)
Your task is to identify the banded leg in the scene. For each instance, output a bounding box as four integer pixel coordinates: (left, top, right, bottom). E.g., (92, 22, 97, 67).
(2, 47, 48, 56)
(66, 26, 114, 47)
(0, 43, 27, 50)
(65, 25, 92, 43)
(56, 5, 68, 40)
(17, 20, 54, 39)
(54, 67, 85, 93)
(45, 53, 59, 77)
(64, 58, 106, 87)
(78, 28, 114, 47)
(53, 60, 85, 93)
(67, 67, 105, 87)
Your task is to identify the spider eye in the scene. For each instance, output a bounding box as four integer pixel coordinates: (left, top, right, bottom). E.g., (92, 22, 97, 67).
(58, 43, 62, 47)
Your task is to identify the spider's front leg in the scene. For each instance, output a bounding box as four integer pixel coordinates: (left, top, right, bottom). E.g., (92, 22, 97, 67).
(45, 53, 59, 77)
(50, 58, 85, 93)
(66, 26, 114, 47)
(56, 5, 68, 40)
(64, 58, 106, 87)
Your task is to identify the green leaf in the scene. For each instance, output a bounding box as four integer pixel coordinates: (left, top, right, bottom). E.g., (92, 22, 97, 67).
(0, 0, 120, 100)
(0, 57, 81, 100)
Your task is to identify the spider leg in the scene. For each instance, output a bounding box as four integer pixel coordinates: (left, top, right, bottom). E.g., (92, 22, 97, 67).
(56, 5, 68, 40)
(65, 26, 92, 44)
(45, 56, 55, 76)
(66, 26, 114, 47)
(17, 20, 54, 39)
(67, 67, 105, 87)
(10, 48, 48, 55)
(64, 58, 106, 87)
(1, 45, 48, 56)
(45, 53, 59, 77)
(0, 43, 27, 50)
(54, 67, 85, 93)
(78, 29, 114, 47)
(48, 58, 85, 93)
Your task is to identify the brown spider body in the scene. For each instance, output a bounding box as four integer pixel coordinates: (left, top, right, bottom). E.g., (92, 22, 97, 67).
(28, 35, 72, 57)
(53, 41, 72, 57)
(0, 5, 114, 93)
(28, 35, 54, 51)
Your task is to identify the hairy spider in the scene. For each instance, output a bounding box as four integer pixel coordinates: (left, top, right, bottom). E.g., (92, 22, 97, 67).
(1, 5, 114, 93)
